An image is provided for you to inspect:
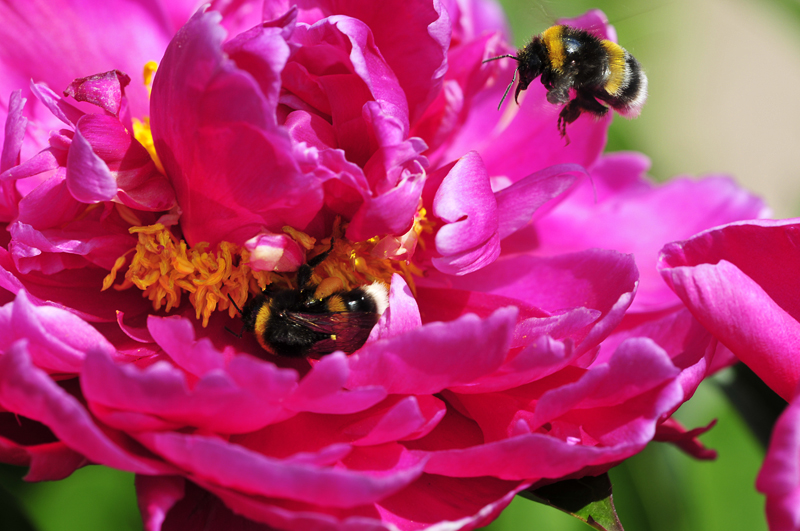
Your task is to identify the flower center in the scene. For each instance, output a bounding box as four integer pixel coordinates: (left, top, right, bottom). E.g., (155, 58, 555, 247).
(102, 219, 419, 327)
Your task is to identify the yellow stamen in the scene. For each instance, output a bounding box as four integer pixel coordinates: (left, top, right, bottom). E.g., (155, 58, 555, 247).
(142, 61, 158, 96)
(131, 61, 165, 175)
(103, 219, 422, 327)
(132, 117, 165, 175)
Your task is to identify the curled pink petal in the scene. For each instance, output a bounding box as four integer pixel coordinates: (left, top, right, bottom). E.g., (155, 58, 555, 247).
(0, 341, 174, 475)
(136, 475, 186, 531)
(63, 70, 131, 117)
(660, 219, 800, 400)
(244, 230, 306, 272)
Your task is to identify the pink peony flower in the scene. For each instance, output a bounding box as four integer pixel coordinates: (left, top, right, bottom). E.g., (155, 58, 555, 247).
(658, 218, 800, 530)
(0, 1, 766, 529)
(659, 219, 800, 402)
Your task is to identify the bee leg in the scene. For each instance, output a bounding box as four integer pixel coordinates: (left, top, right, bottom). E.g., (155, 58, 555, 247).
(557, 91, 608, 138)
(297, 237, 335, 289)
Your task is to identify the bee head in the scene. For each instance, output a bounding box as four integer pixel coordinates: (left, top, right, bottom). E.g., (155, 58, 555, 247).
(514, 44, 545, 103)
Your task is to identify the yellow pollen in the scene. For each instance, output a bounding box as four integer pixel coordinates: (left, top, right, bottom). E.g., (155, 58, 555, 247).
(131, 61, 165, 175)
(143, 61, 158, 96)
(102, 219, 423, 327)
(132, 117, 164, 175)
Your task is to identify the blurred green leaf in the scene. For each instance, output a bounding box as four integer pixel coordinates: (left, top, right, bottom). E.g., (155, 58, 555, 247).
(520, 474, 624, 531)
(717, 363, 787, 449)
(0, 482, 37, 531)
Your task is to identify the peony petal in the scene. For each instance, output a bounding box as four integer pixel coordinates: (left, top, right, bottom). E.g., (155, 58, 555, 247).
(63, 70, 131, 117)
(136, 430, 427, 508)
(495, 163, 585, 239)
(0, 413, 87, 481)
(347, 307, 516, 394)
(535, 154, 768, 312)
(82, 351, 295, 434)
(1, 289, 115, 374)
(373, 274, 421, 340)
(0, 341, 175, 475)
(428, 152, 499, 275)
(758, 388, 800, 531)
(288, 353, 387, 414)
(136, 475, 186, 531)
(64, 123, 117, 203)
(152, 7, 321, 246)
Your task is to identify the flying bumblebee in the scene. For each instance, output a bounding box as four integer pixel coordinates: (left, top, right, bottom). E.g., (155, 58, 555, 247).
(484, 25, 647, 138)
(236, 241, 388, 358)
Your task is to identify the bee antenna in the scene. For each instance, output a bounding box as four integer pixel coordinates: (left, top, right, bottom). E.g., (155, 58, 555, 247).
(227, 293, 243, 315)
(224, 293, 246, 339)
(482, 54, 518, 64)
(497, 67, 519, 110)
(224, 324, 244, 339)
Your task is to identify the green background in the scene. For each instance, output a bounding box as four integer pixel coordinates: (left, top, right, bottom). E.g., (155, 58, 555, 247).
(2, 0, 796, 529)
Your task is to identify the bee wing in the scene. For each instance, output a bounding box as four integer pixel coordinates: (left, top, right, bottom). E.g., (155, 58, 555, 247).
(285, 311, 380, 358)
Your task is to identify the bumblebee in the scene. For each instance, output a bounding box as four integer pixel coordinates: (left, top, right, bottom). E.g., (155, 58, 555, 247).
(485, 25, 647, 138)
(238, 242, 388, 358)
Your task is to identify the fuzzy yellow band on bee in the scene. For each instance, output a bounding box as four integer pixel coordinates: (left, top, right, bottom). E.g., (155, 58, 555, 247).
(326, 295, 347, 313)
(542, 25, 566, 72)
(254, 305, 273, 352)
(601, 40, 627, 95)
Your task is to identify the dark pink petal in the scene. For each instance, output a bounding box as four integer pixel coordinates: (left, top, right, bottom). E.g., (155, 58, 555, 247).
(29, 82, 83, 128)
(426, 373, 682, 481)
(74, 113, 176, 211)
(65, 122, 117, 203)
(757, 389, 800, 531)
(0, 290, 115, 374)
(147, 316, 227, 375)
(375, 475, 526, 531)
(161, 481, 278, 531)
(442, 72, 608, 183)
(295, 0, 449, 126)
(531, 338, 680, 428)
(0, 146, 62, 182)
(495, 163, 585, 239)
(136, 430, 427, 508)
(63, 70, 131, 117)
(1, 90, 26, 172)
(449, 335, 580, 394)
(9, 216, 136, 275)
(352, 396, 438, 446)
(430, 152, 499, 275)
(660, 219, 800, 400)
(244, 231, 306, 272)
(0, 436, 87, 481)
(536, 153, 767, 312)
(347, 307, 516, 394)
(0, 0, 186, 134)
(0, 90, 25, 220)
(288, 353, 387, 414)
(598, 308, 717, 405)
(222, 18, 292, 127)
(152, 8, 321, 246)
(0, 341, 175, 474)
(446, 0, 511, 44)
(653, 418, 717, 460)
(441, 249, 638, 354)
(136, 475, 186, 531)
(372, 274, 421, 340)
(346, 168, 425, 241)
(0, 246, 151, 323)
(82, 350, 295, 433)
(416, 286, 548, 323)
(0, 413, 87, 480)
